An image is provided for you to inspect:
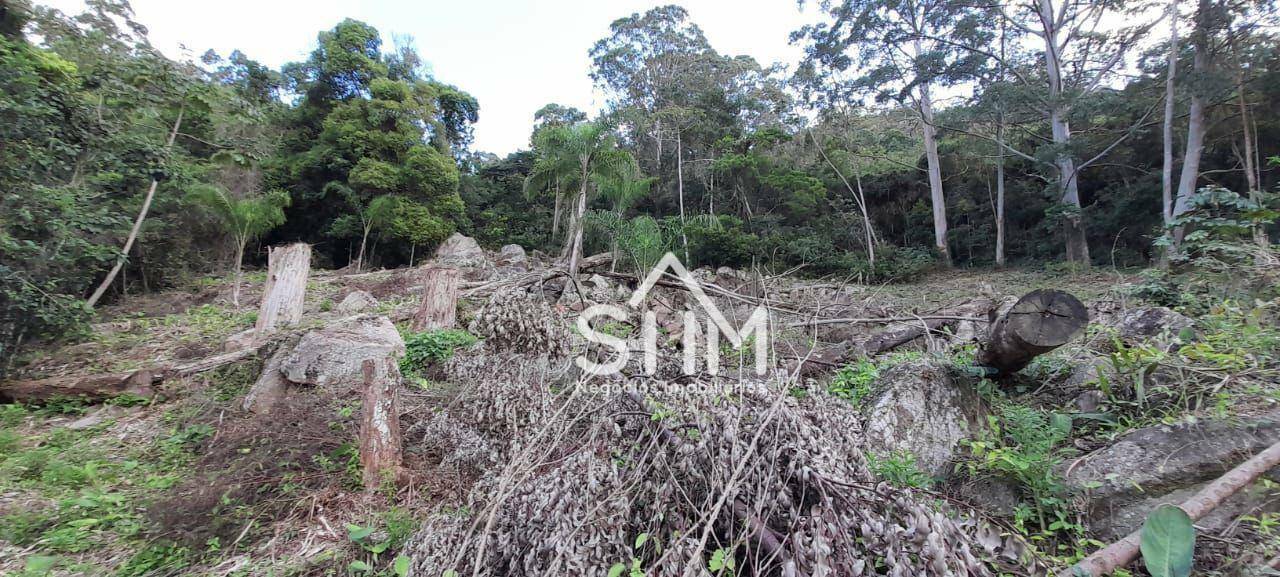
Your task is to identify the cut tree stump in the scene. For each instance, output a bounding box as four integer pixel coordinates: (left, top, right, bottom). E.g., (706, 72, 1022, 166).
(978, 289, 1088, 375)
(359, 358, 403, 490)
(0, 368, 159, 403)
(255, 243, 311, 338)
(411, 266, 459, 331)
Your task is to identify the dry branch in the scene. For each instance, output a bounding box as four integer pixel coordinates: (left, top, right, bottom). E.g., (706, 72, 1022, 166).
(1062, 439, 1280, 577)
(0, 368, 160, 403)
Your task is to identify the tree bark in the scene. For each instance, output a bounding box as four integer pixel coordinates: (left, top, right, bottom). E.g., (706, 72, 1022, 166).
(918, 79, 951, 267)
(1063, 439, 1280, 577)
(255, 243, 311, 338)
(1037, 0, 1091, 266)
(0, 368, 159, 403)
(565, 165, 589, 277)
(232, 241, 246, 309)
(1162, 0, 1180, 226)
(1171, 0, 1212, 250)
(359, 357, 403, 491)
(995, 114, 1007, 268)
(87, 105, 185, 309)
(978, 289, 1088, 375)
(411, 267, 460, 331)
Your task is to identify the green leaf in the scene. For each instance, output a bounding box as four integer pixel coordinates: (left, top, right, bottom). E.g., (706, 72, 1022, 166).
(1140, 504, 1195, 577)
(393, 554, 410, 577)
(607, 562, 627, 577)
(348, 560, 371, 573)
(634, 532, 649, 550)
(345, 523, 375, 542)
(24, 556, 58, 574)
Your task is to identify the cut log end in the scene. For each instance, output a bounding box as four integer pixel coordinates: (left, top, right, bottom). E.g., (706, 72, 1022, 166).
(979, 289, 1088, 375)
(1005, 289, 1089, 348)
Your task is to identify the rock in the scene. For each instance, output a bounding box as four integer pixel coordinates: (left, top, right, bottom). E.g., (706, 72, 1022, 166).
(335, 290, 379, 314)
(586, 274, 609, 291)
(1073, 389, 1104, 413)
(223, 328, 257, 352)
(281, 315, 405, 390)
(66, 405, 126, 430)
(956, 477, 1022, 517)
(1062, 413, 1280, 539)
(432, 233, 492, 281)
(434, 233, 485, 261)
(862, 360, 987, 478)
(1112, 306, 1194, 350)
(1063, 356, 1110, 390)
(496, 244, 527, 266)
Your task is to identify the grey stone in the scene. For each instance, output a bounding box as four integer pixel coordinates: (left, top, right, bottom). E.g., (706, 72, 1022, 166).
(335, 290, 378, 314)
(434, 233, 485, 261)
(862, 360, 987, 478)
(1113, 306, 1195, 350)
(1062, 413, 1280, 539)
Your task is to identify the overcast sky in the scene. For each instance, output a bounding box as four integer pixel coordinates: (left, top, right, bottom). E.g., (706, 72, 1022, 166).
(39, 0, 814, 155)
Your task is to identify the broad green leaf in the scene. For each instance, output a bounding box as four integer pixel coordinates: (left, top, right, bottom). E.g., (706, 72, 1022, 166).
(393, 554, 410, 576)
(607, 562, 627, 577)
(634, 532, 649, 550)
(348, 560, 371, 573)
(1140, 504, 1195, 577)
(345, 523, 375, 542)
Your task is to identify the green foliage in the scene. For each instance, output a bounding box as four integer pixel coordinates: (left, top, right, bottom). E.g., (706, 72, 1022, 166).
(827, 359, 878, 404)
(399, 329, 478, 379)
(1140, 505, 1195, 577)
(962, 400, 1076, 541)
(866, 450, 933, 489)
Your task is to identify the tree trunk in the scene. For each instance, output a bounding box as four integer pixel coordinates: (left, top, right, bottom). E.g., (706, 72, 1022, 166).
(411, 267, 459, 331)
(995, 115, 1007, 268)
(809, 128, 876, 265)
(859, 298, 996, 356)
(918, 80, 951, 266)
(359, 357, 403, 491)
(86, 105, 185, 309)
(356, 223, 372, 272)
(551, 186, 563, 239)
(1171, 4, 1210, 251)
(0, 368, 159, 404)
(1038, 0, 1090, 266)
(566, 166, 589, 277)
(677, 130, 690, 262)
(232, 241, 246, 308)
(255, 243, 311, 338)
(1162, 0, 1179, 226)
(978, 289, 1088, 375)
(1231, 31, 1268, 250)
(1063, 439, 1280, 577)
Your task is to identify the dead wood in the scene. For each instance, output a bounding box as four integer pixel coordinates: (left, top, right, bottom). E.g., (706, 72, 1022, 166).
(1063, 439, 1280, 577)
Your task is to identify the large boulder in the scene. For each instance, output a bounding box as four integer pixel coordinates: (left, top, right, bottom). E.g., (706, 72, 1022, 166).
(495, 244, 528, 268)
(1062, 413, 1280, 539)
(335, 290, 378, 315)
(432, 233, 492, 280)
(434, 233, 485, 261)
(862, 360, 987, 478)
(1109, 306, 1194, 351)
(280, 315, 405, 390)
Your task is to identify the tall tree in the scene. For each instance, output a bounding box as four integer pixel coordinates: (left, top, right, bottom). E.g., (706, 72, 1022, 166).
(794, 0, 986, 266)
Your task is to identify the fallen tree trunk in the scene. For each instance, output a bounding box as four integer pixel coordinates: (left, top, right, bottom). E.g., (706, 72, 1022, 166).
(359, 357, 403, 490)
(255, 243, 311, 337)
(0, 368, 160, 403)
(860, 298, 996, 355)
(1063, 439, 1280, 577)
(978, 289, 1087, 375)
(412, 267, 459, 331)
(461, 252, 612, 297)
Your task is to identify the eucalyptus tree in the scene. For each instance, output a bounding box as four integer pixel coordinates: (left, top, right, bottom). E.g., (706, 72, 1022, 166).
(525, 122, 637, 276)
(794, 0, 987, 267)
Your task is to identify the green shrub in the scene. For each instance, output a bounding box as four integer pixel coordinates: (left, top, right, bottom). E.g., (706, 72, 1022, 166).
(399, 328, 478, 379)
(827, 359, 878, 405)
(866, 449, 932, 489)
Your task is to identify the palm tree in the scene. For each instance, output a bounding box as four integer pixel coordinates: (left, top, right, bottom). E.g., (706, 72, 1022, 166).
(587, 174, 655, 271)
(525, 122, 636, 276)
(189, 185, 290, 307)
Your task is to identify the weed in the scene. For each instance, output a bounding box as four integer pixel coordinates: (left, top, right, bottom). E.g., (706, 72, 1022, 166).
(400, 328, 478, 379)
(866, 449, 932, 489)
(827, 359, 878, 405)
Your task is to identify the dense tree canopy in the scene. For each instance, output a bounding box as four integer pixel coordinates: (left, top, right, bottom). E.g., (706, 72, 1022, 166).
(2, 0, 1278, 369)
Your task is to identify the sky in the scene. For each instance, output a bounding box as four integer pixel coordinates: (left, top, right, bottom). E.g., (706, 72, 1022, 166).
(39, 0, 815, 156)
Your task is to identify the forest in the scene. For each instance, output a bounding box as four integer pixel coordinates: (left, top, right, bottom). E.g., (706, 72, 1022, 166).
(1, 0, 1279, 576)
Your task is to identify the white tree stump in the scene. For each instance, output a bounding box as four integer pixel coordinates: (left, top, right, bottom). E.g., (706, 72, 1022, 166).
(255, 243, 311, 337)
(411, 266, 459, 331)
(359, 357, 403, 490)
